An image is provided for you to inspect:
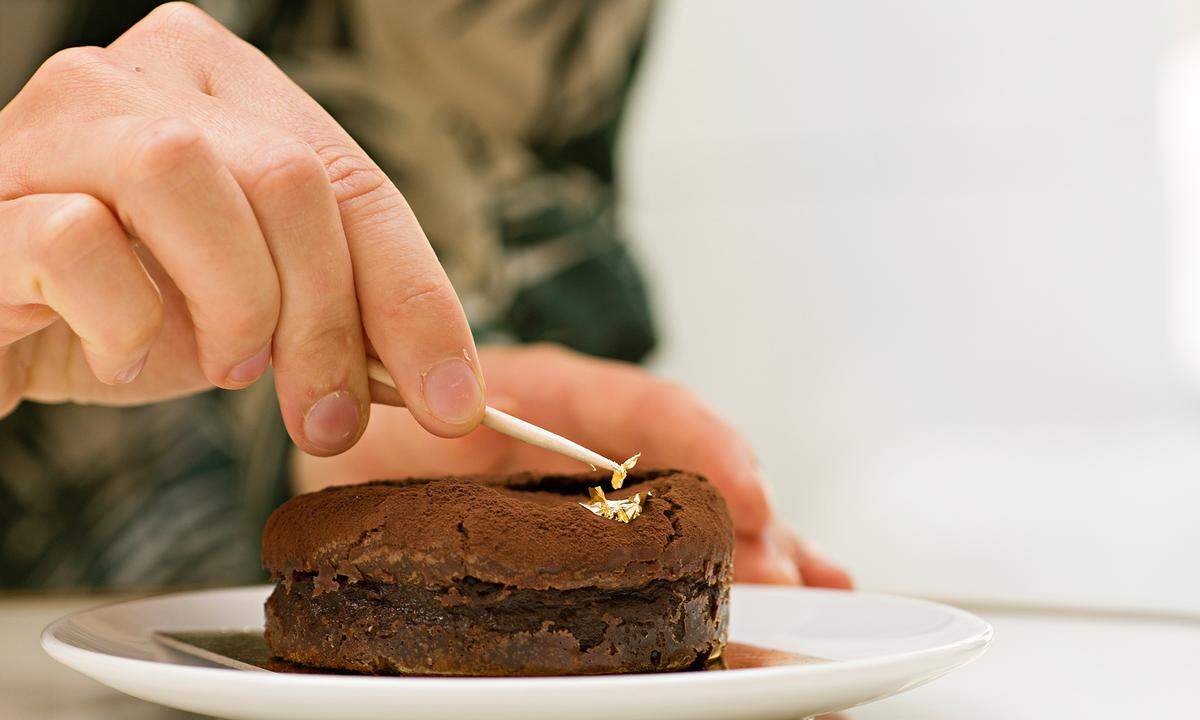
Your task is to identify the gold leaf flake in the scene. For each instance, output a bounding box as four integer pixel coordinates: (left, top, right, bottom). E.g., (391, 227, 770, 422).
(580, 488, 650, 523)
(610, 452, 641, 490)
(587, 486, 614, 519)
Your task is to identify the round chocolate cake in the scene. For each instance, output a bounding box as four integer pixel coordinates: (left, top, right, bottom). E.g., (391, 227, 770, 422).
(261, 469, 733, 676)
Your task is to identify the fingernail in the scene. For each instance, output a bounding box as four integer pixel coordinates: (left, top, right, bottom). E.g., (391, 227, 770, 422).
(303, 391, 360, 452)
(422, 357, 483, 424)
(226, 342, 272, 386)
(113, 353, 148, 384)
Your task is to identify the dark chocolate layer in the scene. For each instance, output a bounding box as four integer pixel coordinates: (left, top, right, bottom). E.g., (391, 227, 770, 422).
(265, 574, 729, 676)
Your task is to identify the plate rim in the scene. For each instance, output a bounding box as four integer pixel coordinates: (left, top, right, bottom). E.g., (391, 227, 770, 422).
(41, 582, 993, 689)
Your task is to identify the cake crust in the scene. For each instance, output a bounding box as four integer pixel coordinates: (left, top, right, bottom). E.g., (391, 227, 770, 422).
(262, 469, 732, 591)
(262, 469, 733, 676)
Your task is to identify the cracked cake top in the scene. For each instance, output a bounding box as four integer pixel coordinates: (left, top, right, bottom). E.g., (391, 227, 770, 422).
(262, 469, 733, 592)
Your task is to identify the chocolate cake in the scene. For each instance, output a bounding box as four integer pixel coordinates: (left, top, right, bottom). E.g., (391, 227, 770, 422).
(261, 469, 733, 676)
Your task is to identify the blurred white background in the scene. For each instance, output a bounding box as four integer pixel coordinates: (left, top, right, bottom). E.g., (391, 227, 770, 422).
(621, 0, 1200, 613)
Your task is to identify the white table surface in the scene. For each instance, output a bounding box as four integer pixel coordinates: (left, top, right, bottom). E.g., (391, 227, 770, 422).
(4, 594, 1197, 719)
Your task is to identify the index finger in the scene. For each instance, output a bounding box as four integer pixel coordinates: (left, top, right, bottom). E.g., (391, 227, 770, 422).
(110, 4, 486, 437)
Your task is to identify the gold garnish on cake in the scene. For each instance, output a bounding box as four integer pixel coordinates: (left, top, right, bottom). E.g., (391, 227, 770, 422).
(581, 486, 650, 523)
(587, 486, 614, 519)
(609, 453, 641, 489)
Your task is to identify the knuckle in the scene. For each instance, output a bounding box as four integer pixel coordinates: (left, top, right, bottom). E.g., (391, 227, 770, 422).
(314, 143, 392, 210)
(287, 320, 360, 369)
(34, 195, 120, 272)
(36, 46, 110, 82)
(125, 117, 209, 183)
(141, 2, 223, 38)
(377, 281, 457, 326)
(243, 140, 327, 196)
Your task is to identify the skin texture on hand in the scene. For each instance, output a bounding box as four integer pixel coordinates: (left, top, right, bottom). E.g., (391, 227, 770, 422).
(0, 3, 485, 453)
(294, 344, 853, 589)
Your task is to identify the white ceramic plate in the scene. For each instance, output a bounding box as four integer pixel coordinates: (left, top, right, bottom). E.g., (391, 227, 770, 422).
(42, 584, 990, 720)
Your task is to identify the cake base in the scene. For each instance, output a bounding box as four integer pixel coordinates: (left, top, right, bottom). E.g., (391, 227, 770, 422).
(265, 575, 728, 676)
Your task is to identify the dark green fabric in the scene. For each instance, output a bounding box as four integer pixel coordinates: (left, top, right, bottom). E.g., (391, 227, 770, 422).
(0, 391, 290, 589)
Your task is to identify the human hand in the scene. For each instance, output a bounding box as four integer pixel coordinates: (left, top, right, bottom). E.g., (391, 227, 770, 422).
(0, 3, 484, 454)
(293, 344, 852, 588)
